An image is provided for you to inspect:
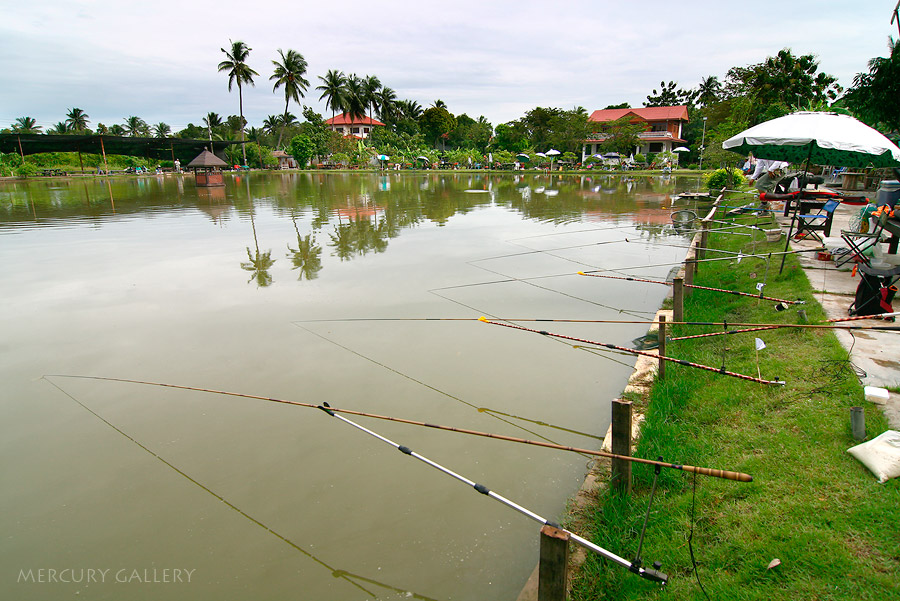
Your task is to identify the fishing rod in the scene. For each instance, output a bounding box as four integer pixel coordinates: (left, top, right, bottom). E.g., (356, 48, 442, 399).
(477, 318, 785, 386)
(578, 271, 804, 305)
(666, 312, 900, 342)
(294, 317, 900, 332)
(45, 375, 750, 482)
(583, 245, 826, 273)
(317, 403, 670, 585)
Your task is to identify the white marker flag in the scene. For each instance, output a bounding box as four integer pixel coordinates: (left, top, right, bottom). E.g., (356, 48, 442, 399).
(756, 282, 765, 292)
(755, 338, 767, 351)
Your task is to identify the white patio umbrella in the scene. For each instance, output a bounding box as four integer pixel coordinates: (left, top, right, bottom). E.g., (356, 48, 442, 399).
(723, 111, 900, 169)
(673, 146, 690, 153)
(545, 148, 561, 171)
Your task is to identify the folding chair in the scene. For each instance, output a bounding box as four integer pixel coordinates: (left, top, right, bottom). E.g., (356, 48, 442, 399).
(850, 262, 900, 316)
(837, 208, 890, 268)
(779, 199, 840, 273)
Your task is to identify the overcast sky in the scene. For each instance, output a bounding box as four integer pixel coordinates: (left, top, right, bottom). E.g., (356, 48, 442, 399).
(1, 1, 897, 133)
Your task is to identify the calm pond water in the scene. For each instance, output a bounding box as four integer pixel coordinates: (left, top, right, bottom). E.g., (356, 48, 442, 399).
(1, 171, 699, 600)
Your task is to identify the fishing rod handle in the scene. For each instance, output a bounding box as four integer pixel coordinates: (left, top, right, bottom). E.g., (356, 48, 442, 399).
(680, 464, 753, 483)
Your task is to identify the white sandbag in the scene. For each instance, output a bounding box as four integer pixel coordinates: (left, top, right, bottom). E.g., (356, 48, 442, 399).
(847, 430, 900, 484)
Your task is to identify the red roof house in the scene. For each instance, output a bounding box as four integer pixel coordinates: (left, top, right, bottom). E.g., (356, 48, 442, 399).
(325, 113, 386, 140)
(584, 106, 690, 160)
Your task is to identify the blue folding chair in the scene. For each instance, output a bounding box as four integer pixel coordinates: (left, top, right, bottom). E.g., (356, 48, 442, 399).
(779, 198, 840, 273)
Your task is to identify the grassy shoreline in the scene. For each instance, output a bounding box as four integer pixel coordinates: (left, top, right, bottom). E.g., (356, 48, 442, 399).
(570, 206, 899, 600)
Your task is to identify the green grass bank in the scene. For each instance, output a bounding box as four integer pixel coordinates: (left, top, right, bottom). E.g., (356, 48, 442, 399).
(570, 208, 899, 600)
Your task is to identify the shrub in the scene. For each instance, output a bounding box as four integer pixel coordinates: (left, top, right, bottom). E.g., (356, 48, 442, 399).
(704, 166, 745, 192)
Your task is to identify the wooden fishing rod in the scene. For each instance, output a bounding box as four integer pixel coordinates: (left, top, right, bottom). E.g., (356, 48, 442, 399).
(45, 375, 751, 482)
(293, 317, 900, 332)
(578, 271, 804, 305)
(477, 318, 785, 386)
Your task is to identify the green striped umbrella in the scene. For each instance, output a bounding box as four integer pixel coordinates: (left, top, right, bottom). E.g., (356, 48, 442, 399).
(723, 111, 900, 169)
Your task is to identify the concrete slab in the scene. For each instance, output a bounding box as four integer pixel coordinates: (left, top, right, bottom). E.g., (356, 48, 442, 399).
(771, 196, 900, 428)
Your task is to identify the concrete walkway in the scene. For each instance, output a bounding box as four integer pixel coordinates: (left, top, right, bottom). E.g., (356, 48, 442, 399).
(774, 196, 900, 428)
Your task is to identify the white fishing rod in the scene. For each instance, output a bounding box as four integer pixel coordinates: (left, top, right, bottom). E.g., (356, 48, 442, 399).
(317, 403, 669, 585)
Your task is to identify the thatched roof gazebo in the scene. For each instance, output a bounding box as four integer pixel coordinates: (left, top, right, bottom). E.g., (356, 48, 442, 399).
(188, 149, 228, 187)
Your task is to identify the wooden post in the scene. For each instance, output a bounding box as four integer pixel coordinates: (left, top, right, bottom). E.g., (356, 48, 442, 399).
(538, 524, 569, 601)
(99, 136, 109, 175)
(610, 399, 632, 495)
(684, 259, 695, 296)
(699, 221, 709, 261)
(657, 315, 666, 380)
(673, 277, 684, 322)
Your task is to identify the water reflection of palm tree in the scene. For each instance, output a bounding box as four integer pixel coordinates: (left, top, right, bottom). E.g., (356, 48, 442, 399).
(287, 214, 322, 280)
(240, 176, 275, 286)
(241, 247, 275, 286)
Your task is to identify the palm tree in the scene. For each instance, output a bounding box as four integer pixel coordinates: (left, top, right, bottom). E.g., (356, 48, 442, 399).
(697, 76, 722, 107)
(65, 108, 90, 132)
(270, 48, 309, 148)
(153, 122, 171, 138)
(362, 74, 381, 122)
(375, 87, 397, 123)
(12, 117, 41, 133)
(342, 74, 367, 122)
(109, 124, 126, 136)
(432, 99, 447, 109)
(124, 116, 148, 137)
(48, 122, 69, 135)
(218, 39, 258, 165)
(317, 69, 347, 120)
(398, 100, 423, 120)
(262, 114, 281, 137)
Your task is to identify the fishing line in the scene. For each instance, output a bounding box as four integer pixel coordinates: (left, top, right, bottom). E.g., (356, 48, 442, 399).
(294, 323, 578, 449)
(46, 375, 751, 482)
(477, 318, 785, 386)
(316, 404, 670, 584)
(582, 246, 826, 274)
(470, 238, 629, 264)
(40, 376, 385, 599)
(688, 472, 712, 601)
(293, 316, 900, 332)
(578, 272, 803, 305)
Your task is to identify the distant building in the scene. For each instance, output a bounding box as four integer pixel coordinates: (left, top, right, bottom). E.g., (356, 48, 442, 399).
(272, 150, 297, 169)
(583, 106, 689, 160)
(325, 113, 385, 139)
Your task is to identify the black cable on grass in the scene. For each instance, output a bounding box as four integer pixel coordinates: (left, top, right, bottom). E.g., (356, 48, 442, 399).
(689, 471, 712, 601)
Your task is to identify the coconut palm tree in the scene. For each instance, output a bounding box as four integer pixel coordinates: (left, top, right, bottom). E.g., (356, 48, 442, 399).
(697, 76, 722, 107)
(342, 74, 367, 122)
(218, 39, 258, 165)
(65, 108, 90, 132)
(109, 124, 126, 136)
(317, 69, 346, 120)
(153, 122, 171, 138)
(12, 117, 41, 133)
(270, 48, 309, 148)
(375, 87, 397, 123)
(431, 99, 447, 109)
(362, 74, 381, 122)
(124, 116, 149, 137)
(262, 115, 281, 138)
(398, 100, 423, 120)
(48, 122, 69, 135)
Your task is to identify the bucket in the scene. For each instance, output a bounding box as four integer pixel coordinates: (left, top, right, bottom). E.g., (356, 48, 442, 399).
(764, 229, 781, 242)
(876, 180, 900, 207)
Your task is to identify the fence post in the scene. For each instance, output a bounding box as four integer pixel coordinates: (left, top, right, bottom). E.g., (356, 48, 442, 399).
(673, 277, 684, 322)
(684, 258, 695, 295)
(699, 220, 709, 261)
(657, 315, 666, 380)
(610, 399, 632, 495)
(538, 524, 570, 601)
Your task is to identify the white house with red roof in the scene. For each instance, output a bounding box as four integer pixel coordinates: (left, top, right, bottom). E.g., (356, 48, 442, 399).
(583, 105, 689, 161)
(325, 113, 386, 139)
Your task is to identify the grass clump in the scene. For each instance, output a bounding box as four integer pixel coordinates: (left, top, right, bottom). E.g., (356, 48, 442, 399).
(570, 212, 900, 600)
